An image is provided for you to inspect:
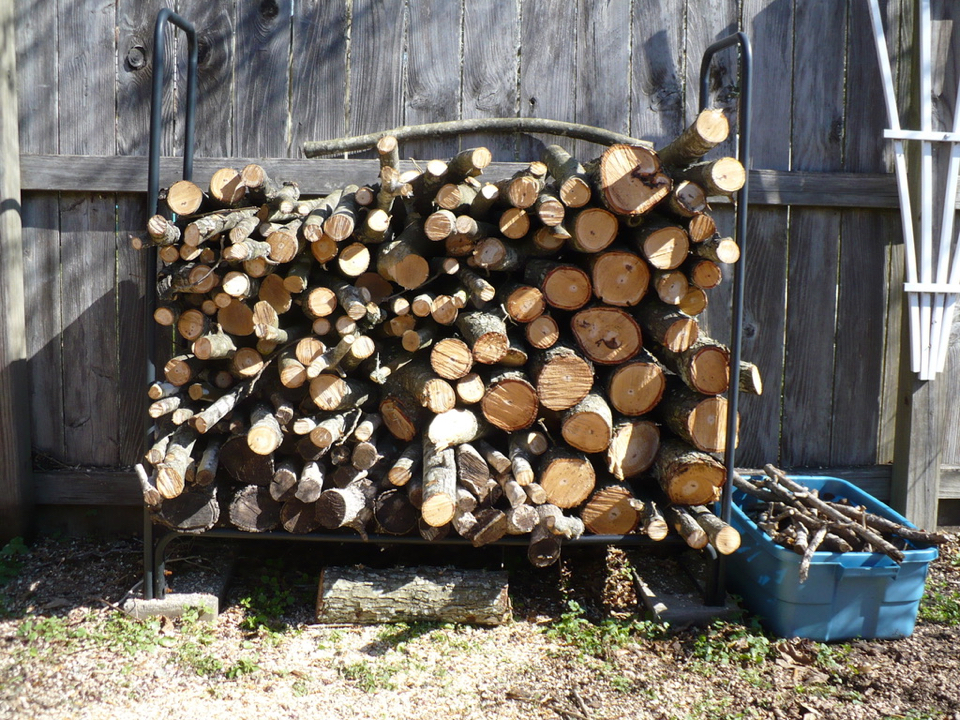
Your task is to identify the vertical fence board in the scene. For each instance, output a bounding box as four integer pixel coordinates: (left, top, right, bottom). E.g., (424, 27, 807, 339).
(180, 0, 236, 158)
(16, 0, 63, 460)
(631, 0, 684, 147)
(573, 0, 631, 159)
(405, 0, 462, 160)
(57, 0, 120, 466)
(290, 0, 348, 157)
(780, 0, 846, 467)
(518, 0, 577, 159)
(462, 0, 519, 159)
(234, 0, 292, 157)
(349, 0, 406, 157)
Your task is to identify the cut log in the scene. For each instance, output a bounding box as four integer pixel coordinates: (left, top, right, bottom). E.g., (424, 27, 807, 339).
(657, 382, 738, 453)
(739, 361, 764, 396)
(386, 441, 420, 487)
(270, 459, 300, 502)
(589, 144, 672, 216)
(604, 355, 666, 416)
(456, 372, 486, 405)
(430, 337, 475, 379)
(508, 434, 537, 486)
(529, 344, 594, 411)
(653, 438, 725, 506)
(585, 248, 650, 307)
(525, 259, 592, 311)
(229, 485, 282, 532)
(665, 506, 709, 549)
(456, 311, 509, 364)
(391, 359, 457, 414)
(316, 476, 375, 534)
(524, 314, 560, 350)
(561, 392, 613, 454)
(247, 403, 284, 456)
(166, 179, 207, 216)
(634, 300, 699, 354)
(567, 207, 619, 253)
(315, 566, 511, 625)
(426, 408, 488, 451)
(570, 306, 643, 365)
(629, 218, 690, 270)
(540, 144, 591, 208)
(674, 157, 745, 197)
(606, 418, 660, 481)
(281, 498, 321, 534)
(665, 180, 708, 218)
(155, 425, 197, 499)
(379, 392, 424, 442)
(539, 448, 596, 509)
(480, 370, 539, 432)
(688, 505, 741, 555)
(581, 485, 641, 535)
(421, 438, 457, 527)
(650, 335, 731, 396)
(640, 501, 669, 541)
(309, 374, 374, 412)
(685, 258, 723, 290)
(656, 108, 729, 168)
(694, 235, 740, 264)
(651, 268, 689, 305)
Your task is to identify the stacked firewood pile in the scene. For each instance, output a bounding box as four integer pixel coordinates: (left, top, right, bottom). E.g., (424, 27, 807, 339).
(734, 466, 953, 581)
(134, 109, 759, 566)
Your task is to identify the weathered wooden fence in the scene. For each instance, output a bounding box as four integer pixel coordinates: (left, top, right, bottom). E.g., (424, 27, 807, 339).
(4, 0, 960, 535)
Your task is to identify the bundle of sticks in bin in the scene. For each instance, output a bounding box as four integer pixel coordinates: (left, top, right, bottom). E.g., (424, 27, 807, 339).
(734, 465, 953, 581)
(134, 108, 760, 567)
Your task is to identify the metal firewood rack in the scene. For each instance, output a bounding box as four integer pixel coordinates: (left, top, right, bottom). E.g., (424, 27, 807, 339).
(141, 10, 752, 609)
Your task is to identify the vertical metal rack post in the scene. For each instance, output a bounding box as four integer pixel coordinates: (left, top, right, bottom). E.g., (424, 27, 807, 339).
(698, 32, 753, 606)
(140, 12, 752, 607)
(143, 9, 197, 600)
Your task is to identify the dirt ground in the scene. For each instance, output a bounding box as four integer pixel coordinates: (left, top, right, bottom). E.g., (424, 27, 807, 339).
(1, 530, 958, 720)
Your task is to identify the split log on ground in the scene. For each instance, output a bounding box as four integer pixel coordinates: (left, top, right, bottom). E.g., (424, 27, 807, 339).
(561, 392, 613, 454)
(674, 157, 746, 197)
(229, 485, 282, 532)
(657, 383, 738, 453)
(630, 218, 690, 270)
(456, 311, 509, 364)
(589, 144, 672, 216)
(525, 259, 592, 311)
(570, 306, 643, 365)
(653, 438, 725, 506)
(656, 108, 730, 168)
(581, 485, 641, 535)
(540, 144, 592, 208)
(688, 505, 740, 554)
(281, 498, 321, 534)
(315, 566, 511, 625)
(421, 438, 457, 527)
(665, 506, 709, 549)
(606, 418, 660, 481)
(585, 248, 650, 307)
(567, 207, 619, 253)
(529, 343, 594, 411)
(538, 448, 596, 509)
(316, 477, 376, 533)
(480, 370, 539, 432)
(634, 299, 699, 353)
(650, 336, 731, 396)
(152, 486, 220, 533)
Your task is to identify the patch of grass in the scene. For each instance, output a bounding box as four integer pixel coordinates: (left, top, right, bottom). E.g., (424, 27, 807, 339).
(339, 660, 400, 693)
(690, 619, 776, 667)
(918, 586, 960, 625)
(546, 599, 668, 660)
(17, 611, 165, 659)
(236, 562, 308, 637)
(224, 656, 260, 679)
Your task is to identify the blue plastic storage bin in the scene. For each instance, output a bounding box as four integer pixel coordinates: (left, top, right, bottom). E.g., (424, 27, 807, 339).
(725, 475, 939, 641)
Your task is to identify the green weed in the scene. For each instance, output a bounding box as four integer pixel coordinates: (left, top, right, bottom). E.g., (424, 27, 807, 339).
(339, 660, 399, 692)
(224, 657, 260, 679)
(547, 600, 668, 660)
(690, 619, 775, 667)
(918, 586, 960, 625)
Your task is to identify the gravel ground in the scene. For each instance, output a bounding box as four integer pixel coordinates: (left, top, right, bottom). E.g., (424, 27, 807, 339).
(1, 531, 959, 720)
